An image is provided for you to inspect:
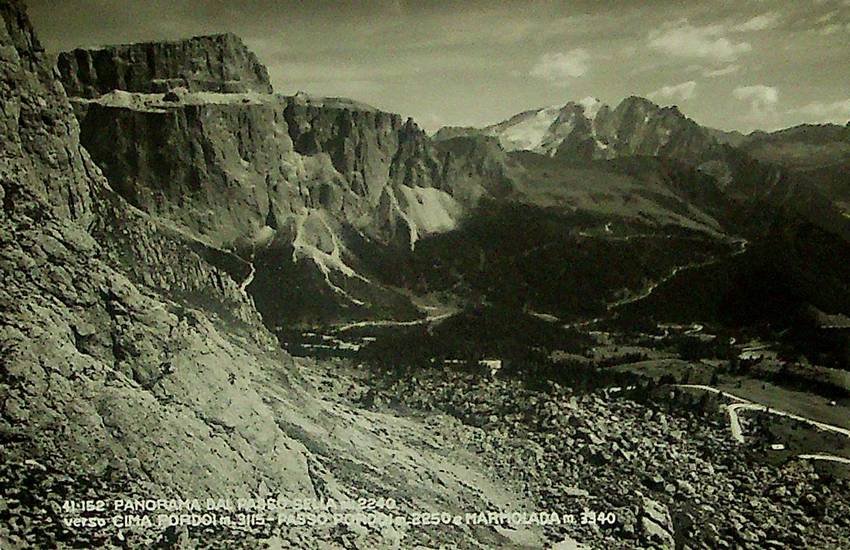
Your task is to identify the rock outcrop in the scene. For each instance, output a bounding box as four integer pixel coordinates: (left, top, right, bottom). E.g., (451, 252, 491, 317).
(591, 97, 719, 161)
(0, 0, 100, 224)
(68, 87, 502, 250)
(57, 33, 272, 98)
(283, 97, 443, 203)
(434, 135, 512, 203)
(74, 92, 300, 247)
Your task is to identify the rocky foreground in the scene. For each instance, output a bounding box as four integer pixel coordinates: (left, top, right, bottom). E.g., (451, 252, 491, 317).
(334, 359, 850, 549)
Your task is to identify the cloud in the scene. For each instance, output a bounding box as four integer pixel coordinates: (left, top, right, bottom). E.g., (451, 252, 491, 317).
(648, 20, 752, 62)
(529, 49, 590, 84)
(703, 64, 740, 78)
(792, 99, 850, 122)
(733, 85, 780, 113)
(732, 12, 781, 32)
(648, 80, 697, 102)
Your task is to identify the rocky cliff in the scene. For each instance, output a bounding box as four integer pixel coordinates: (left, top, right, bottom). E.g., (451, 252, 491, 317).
(591, 97, 719, 161)
(56, 36, 513, 324)
(0, 0, 100, 225)
(57, 33, 272, 98)
(74, 91, 300, 247)
(69, 87, 504, 250)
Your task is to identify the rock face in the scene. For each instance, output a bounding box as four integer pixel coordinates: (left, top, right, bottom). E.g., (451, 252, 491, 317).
(69, 88, 475, 324)
(2, 0, 301, 517)
(0, 4, 268, 331)
(75, 92, 300, 246)
(2, 0, 307, 502)
(283, 98, 443, 203)
(56, 38, 513, 323)
(57, 33, 272, 98)
(592, 97, 719, 161)
(640, 496, 675, 548)
(434, 135, 512, 204)
(0, 0, 100, 224)
(69, 88, 504, 250)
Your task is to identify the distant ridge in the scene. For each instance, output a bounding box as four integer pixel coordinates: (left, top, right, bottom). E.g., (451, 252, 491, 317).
(435, 95, 719, 163)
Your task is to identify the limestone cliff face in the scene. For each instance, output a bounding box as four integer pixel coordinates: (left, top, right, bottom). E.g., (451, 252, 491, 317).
(57, 34, 510, 245)
(57, 33, 272, 98)
(72, 90, 479, 240)
(592, 96, 719, 161)
(66, 90, 450, 322)
(71, 91, 459, 248)
(283, 97, 408, 202)
(76, 93, 300, 246)
(2, 0, 303, 512)
(57, 36, 514, 324)
(281, 98, 471, 246)
(0, 0, 100, 224)
(435, 135, 512, 203)
(0, 1, 299, 502)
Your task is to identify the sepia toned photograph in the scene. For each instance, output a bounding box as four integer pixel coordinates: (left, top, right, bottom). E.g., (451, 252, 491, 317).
(1, 0, 849, 547)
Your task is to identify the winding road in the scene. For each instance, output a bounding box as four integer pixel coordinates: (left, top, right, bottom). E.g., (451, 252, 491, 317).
(674, 384, 850, 464)
(608, 238, 749, 311)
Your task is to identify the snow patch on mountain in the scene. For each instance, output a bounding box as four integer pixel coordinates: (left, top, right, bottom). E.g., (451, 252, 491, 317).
(579, 97, 603, 121)
(471, 95, 717, 162)
(492, 106, 562, 152)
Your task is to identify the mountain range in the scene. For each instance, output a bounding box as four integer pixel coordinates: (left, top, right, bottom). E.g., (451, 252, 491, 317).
(54, 37, 850, 330)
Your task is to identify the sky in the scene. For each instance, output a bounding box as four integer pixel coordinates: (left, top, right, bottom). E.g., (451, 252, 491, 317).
(27, 0, 850, 134)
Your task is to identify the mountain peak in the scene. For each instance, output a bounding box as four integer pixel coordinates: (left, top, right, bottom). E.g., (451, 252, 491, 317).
(618, 95, 660, 110)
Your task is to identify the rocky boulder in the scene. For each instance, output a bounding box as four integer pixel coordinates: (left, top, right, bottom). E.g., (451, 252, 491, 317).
(640, 496, 675, 548)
